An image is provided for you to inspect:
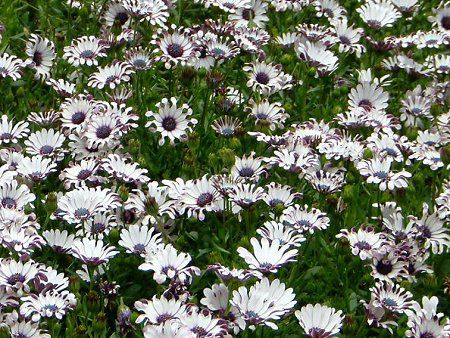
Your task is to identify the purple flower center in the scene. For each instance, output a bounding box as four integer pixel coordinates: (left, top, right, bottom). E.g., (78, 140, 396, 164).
(162, 117, 177, 131)
(40, 145, 54, 155)
(71, 111, 86, 124)
(167, 43, 184, 58)
(7, 273, 26, 285)
(33, 51, 43, 66)
(2, 197, 17, 208)
(77, 169, 92, 180)
(441, 16, 450, 30)
(80, 50, 95, 59)
(197, 192, 214, 207)
(376, 259, 393, 275)
(255, 72, 270, 85)
(96, 125, 112, 139)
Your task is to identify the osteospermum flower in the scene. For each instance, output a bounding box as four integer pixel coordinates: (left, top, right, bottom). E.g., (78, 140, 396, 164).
(237, 237, 298, 273)
(231, 277, 296, 330)
(82, 112, 123, 148)
(357, 157, 412, 191)
(409, 203, 450, 254)
(139, 244, 200, 284)
(119, 223, 162, 256)
(59, 159, 102, 189)
(295, 40, 339, 76)
(211, 115, 242, 137)
(295, 303, 344, 337)
(357, 0, 402, 29)
(152, 25, 197, 69)
(0, 180, 36, 210)
(337, 226, 386, 260)
(56, 187, 120, 224)
(145, 97, 197, 146)
(262, 182, 301, 208)
(63, 35, 107, 66)
(229, 0, 269, 29)
(24, 128, 66, 161)
(134, 295, 186, 325)
(0, 53, 23, 80)
(24, 34, 55, 79)
(406, 296, 450, 338)
(16, 156, 57, 182)
(0, 259, 41, 293)
(243, 61, 293, 96)
(247, 99, 289, 130)
(231, 151, 267, 182)
(42, 229, 75, 254)
(281, 204, 330, 234)
(348, 81, 389, 113)
(257, 221, 306, 247)
(88, 61, 134, 89)
(369, 281, 416, 314)
(0, 114, 30, 144)
(70, 238, 119, 265)
(20, 290, 77, 322)
(102, 154, 150, 184)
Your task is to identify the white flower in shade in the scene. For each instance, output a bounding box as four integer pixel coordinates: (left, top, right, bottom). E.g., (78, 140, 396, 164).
(331, 19, 365, 57)
(229, 0, 269, 29)
(180, 310, 229, 337)
(305, 167, 346, 194)
(361, 294, 398, 333)
(406, 296, 450, 338)
(125, 46, 153, 71)
(56, 187, 120, 224)
(281, 204, 330, 234)
(0, 259, 41, 294)
(152, 26, 197, 69)
(119, 223, 162, 256)
(0, 53, 23, 80)
(200, 283, 229, 312)
(357, 0, 401, 29)
(139, 244, 200, 284)
(135, 295, 187, 325)
(1, 222, 45, 255)
(42, 229, 75, 254)
(243, 61, 293, 96)
(337, 226, 386, 260)
(0, 114, 29, 145)
(262, 183, 301, 208)
(295, 40, 339, 76)
(231, 277, 296, 330)
(5, 311, 50, 338)
(180, 175, 222, 221)
(16, 156, 57, 182)
(46, 78, 76, 97)
(348, 81, 389, 113)
(357, 157, 411, 191)
(0, 180, 36, 210)
(313, 0, 347, 21)
(207, 263, 263, 282)
(20, 290, 77, 322)
(63, 35, 107, 66)
(237, 237, 298, 273)
(34, 266, 70, 293)
(228, 183, 265, 208)
(0, 286, 19, 310)
(211, 115, 242, 137)
(370, 281, 416, 314)
(367, 131, 409, 163)
(59, 159, 103, 189)
(102, 154, 150, 184)
(145, 97, 197, 146)
(295, 303, 344, 337)
(77, 212, 118, 239)
(257, 221, 306, 247)
(24, 128, 66, 161)
(70, 238, 119, 266)
(24, 34, 55, 79)
(247, 99, 289, 130)
(102, 2, 131, 28)
(409, 203, 450, 254)
(231, 151, 267, 182)
(87, 61, 134, 89)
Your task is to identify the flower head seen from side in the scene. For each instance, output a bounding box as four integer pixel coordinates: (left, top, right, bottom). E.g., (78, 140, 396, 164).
(281, 204, 330, 234)
(70, 238, 119, 266)
(20, 290, 77, 322)
(237, 237, 298, 274)
(337, 226, 387, 260)
(145, 97, 197, 146)
(0, 114, 30, 145)
(16, 156, 57, 183)
(243, 61, 293, 96)
(134, 294, 186, 325)
(231, 277, 296, 330)
(295, 303, 344, 337)
(56, 187, 120, 224)
(370, 281, 416, 314)
(119, 222, 162, 257)
(88, 61, 134, 89)
(0, 53, 24, 80)
(139, 244, 200, 284)
(24, 34, 55, 79)
(63, 35, 107, 66)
